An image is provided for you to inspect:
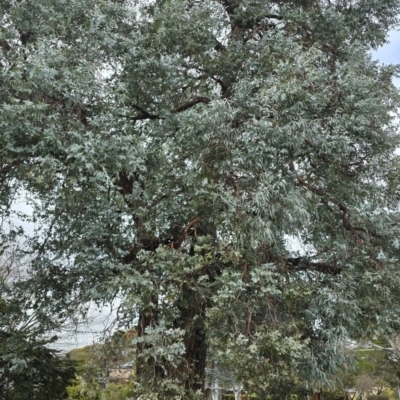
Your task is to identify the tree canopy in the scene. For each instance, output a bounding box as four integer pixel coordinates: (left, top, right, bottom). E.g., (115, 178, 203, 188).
(2, 0, 400, 397)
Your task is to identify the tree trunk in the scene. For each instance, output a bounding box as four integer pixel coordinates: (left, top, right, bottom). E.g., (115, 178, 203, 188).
(135, 283, 209, 395)
(233, 383, 243, 400)
(135, 295, 159, 379)
(177, 282, 208, 392)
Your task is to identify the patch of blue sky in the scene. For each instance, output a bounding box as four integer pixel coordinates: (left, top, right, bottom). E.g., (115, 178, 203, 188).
(373, 30, 400, 87)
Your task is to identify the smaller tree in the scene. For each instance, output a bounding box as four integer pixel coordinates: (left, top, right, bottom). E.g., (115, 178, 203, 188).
(0, 239, 76, 400)
(325, 341, 398, 400)
(0, 333, 76, 400)
(66, 331, 137, 400)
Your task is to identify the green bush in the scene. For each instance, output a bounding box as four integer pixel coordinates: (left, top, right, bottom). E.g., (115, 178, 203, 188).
(367, 395, 390, 400)
(103, 382, 134, 400)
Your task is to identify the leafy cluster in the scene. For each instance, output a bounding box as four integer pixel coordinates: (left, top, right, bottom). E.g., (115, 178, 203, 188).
(0, 244, 75, 400)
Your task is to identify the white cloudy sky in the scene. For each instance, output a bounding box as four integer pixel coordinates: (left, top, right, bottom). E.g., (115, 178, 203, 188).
(374, 30, 400, 86)
(375, 30, 400, 63)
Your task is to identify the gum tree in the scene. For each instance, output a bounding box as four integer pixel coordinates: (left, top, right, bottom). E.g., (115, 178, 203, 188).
(1, 0, 400, 397)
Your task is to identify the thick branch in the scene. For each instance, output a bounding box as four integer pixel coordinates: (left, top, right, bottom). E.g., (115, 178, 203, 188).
(286, 257, 342, 275)
(172, 97, 210, 113)
(171, 217, 200, 249)
(129, 104, 160, 121)
(0, 39, 11, 52)
(18, 29, 35, 46)
(264, 14, 283, 20)
(122, 97, 211, 122)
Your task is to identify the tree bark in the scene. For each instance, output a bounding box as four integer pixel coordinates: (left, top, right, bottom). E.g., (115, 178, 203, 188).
(136, 295, 159, 379)
(314, 390, 321, 400)
(177, 282, 208, 392)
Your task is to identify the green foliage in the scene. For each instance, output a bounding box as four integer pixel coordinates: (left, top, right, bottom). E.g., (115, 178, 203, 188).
(2, 0, 400, 398)
(321, 341, 400, 400)
(0, 332, 76, 400)
(67, 381, 134, 400)
(69, 346, 98, 376)
(66, 333, 136, 400)
(368, 396, 390, 400)
(66, 375, 102, 400)
(103, 383, 135, 400)
(0, 246, 76, 400)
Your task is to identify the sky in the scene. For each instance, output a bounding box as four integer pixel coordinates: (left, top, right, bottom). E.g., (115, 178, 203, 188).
(374, 30, 400, 64)
(373, 29, 400, 86)
(53, 304, 119, 352)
